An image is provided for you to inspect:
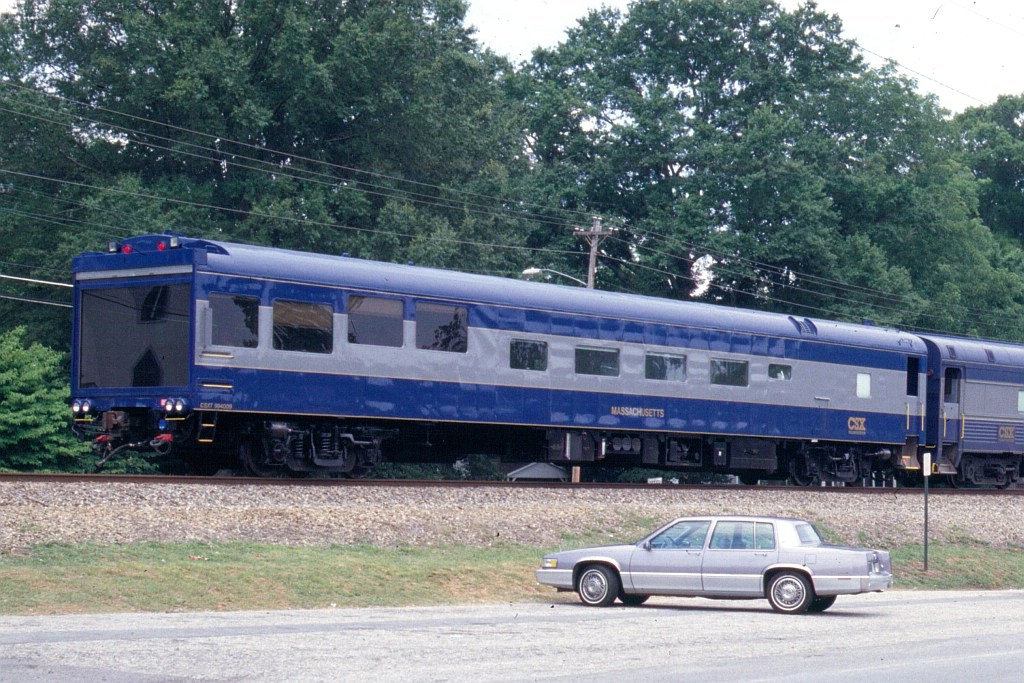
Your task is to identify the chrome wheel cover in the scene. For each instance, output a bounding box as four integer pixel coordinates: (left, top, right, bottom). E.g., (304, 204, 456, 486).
(579, 569, 609, 603)
(772, 576, 806, 609)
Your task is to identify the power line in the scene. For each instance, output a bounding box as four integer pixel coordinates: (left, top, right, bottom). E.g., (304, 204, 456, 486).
(0, 293, 71, 308)
(0, 272, 71, 288)
(0, 167, 587, 262)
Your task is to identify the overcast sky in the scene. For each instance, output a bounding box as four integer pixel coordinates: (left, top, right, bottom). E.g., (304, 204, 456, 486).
(1, 0, 1020, 113)
(466, 0, 1024, 113)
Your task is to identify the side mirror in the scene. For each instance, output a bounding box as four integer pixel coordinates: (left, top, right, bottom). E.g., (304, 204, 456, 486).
(642, 540, 652, 551)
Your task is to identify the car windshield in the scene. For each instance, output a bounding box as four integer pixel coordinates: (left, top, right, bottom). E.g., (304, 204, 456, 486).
(647, 520, 711, 549)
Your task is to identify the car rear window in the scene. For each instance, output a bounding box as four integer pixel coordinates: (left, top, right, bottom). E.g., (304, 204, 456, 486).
(795, 523, 823, 544)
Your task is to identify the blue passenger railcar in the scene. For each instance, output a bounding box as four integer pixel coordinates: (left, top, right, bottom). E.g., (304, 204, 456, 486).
(918, 334, 1024, 487)
(71, 234, 932, 483)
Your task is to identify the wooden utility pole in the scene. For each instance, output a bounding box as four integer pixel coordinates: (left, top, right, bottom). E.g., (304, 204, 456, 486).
(574, 216, 615, 289)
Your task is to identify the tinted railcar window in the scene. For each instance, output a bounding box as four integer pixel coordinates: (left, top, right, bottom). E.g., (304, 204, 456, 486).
(78, 283, 191, 388)
(575, 347, 619, 377)
(416, 302, 468, 352)
(768, 363, 792, 380)
(510, 339, 547, 371)
(645, 353, 686, 381)
(210, 293, 259, 348)
(944, 368, 961, 403)
(272, 300, 333, 353)
(907, 357, 920, 396)
(348, 296, 403, 347)
(710, 359, 748, 387)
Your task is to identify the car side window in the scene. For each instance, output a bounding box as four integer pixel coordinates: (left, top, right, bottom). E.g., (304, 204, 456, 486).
(755, 523, 776, 550)
(649, 520, 711, 549)
(709, 521, 755, 549)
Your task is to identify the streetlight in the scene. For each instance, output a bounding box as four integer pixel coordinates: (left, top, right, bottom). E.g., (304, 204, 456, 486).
(521, 265, 590, 486)
(521, 267, 588, 288)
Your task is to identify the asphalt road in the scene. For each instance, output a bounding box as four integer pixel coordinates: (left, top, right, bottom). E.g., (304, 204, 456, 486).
(0, 591, 1021, 682)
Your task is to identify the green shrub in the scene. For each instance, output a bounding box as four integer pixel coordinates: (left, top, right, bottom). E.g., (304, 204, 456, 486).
(0, 326, 90, 471)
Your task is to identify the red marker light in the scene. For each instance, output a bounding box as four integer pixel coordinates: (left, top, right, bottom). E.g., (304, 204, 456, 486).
(157, 241, 166, 251)
(122, 244, 133, 254)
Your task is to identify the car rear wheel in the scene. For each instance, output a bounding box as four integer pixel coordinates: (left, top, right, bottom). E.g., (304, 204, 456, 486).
(577, 565, 619, 607)
(766, 572, 813, 614)
(619, 593, 650, 606)
(808, 595, 837, 613)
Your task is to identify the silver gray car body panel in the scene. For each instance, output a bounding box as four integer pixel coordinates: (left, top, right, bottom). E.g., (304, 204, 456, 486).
(536, 516, 893, 603)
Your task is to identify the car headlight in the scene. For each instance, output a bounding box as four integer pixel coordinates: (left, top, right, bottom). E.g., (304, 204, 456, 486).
(541, 558, 558, 569)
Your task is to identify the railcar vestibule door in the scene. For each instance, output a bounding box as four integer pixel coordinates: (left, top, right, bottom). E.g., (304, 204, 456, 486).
(941, 366, 964, 468)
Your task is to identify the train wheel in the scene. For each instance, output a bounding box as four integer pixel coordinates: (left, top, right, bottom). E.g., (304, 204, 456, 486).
(788, 459, 815, 487)
(240, 438, 282, 477)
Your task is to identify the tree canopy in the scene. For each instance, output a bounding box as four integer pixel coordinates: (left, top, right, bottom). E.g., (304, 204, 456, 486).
(2, 0, 1024, 350)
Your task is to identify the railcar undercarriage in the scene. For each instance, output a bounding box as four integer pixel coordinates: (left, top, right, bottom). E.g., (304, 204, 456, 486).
(544, 429, 899, 486)
(80, 409, 1022, 487)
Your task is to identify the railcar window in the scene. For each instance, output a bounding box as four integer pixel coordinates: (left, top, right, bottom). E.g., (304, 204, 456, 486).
(944, 368, 961, 403)
(906, 357, 920, 396)
(768, 363, 792, 380)
(79, 284, 191, 388)
(510, 339, 547, 371)
(210, 293, 259, 348)
(857, 372, 871, 398)
(575, 347, 619, 377)
(272, 300, 333, 354)
(645, 353, 687, 381)
(710, 359, 748, 387)
(1018, 390, 1024, 413)
(416, 302, 468, 352)
(139, 285, 171, 322)
(348, 296, 403, 347)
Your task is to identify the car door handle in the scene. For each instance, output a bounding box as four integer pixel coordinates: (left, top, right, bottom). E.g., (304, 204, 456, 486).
(753, 552, 769, 557)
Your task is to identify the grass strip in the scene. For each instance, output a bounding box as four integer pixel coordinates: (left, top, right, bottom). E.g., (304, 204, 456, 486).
(1, 541, 1021, 615)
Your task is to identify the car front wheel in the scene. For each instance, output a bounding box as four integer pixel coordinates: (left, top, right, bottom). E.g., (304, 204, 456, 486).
(766, 572, 813, 614)
(577, 565, 619, 607)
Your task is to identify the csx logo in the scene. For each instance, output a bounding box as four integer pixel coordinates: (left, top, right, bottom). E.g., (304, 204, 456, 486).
(998, 426, 1015, 441)
(847, 417, 867, 435)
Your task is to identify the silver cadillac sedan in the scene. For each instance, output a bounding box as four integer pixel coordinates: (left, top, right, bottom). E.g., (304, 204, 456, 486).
(536, 516, 893, 613)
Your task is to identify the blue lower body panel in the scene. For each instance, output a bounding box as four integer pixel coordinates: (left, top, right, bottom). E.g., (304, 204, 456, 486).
(193, 368, 911, 446)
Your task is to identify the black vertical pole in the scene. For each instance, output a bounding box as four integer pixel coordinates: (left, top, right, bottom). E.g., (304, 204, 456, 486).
(923, 452, 930, 572)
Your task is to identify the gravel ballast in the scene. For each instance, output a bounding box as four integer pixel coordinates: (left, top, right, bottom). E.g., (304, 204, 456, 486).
(1, 482, 1022, 553)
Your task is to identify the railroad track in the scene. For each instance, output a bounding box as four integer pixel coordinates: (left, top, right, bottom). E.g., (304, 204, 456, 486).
(0, 472, 1020, 495)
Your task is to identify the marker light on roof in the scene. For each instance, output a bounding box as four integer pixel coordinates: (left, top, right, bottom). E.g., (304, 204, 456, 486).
(157, 241, 167, 251)
(122, 244, 133, 254)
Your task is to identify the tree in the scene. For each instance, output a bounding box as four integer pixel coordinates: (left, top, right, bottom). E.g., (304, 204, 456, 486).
(955, 94, 1024, 242)
(0, 0, 533, 347)
(0, 326, 90, 471)
(516, 0, 1024, 339)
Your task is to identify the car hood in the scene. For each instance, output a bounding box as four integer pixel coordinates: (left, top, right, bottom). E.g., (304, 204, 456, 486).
(545, 544, 637, 561)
